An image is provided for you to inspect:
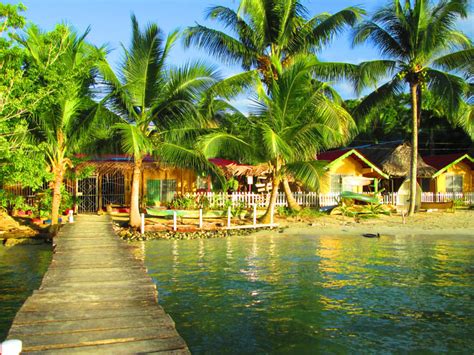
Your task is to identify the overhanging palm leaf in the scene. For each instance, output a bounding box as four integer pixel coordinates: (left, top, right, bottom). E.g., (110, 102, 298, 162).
(283, 160, 327, 191)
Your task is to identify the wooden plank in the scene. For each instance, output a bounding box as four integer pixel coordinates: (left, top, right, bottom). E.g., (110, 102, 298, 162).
(7, 214, 188, 353)
(9, 314, 175, 336)
(13, 306, 168, 325)
(39, 279, 154, 290)
(26, 337, 189, 354)
(20, 326, 180, 351)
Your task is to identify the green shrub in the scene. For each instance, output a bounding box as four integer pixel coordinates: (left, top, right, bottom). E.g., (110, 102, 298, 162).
(167, 195, 196, 210)
(0, 190, 32, 214)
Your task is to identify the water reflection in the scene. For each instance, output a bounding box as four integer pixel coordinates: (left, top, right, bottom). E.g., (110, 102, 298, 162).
(145, 234, 474, 354)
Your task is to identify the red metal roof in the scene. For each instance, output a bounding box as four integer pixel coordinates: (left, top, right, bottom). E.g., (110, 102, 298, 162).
(316, 149, 351, 161)
(423, 153, 473, 170)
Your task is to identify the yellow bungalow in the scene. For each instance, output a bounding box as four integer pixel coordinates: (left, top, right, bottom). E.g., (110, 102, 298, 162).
(316, 149, 388, 194)
(424, 154, 474, 193)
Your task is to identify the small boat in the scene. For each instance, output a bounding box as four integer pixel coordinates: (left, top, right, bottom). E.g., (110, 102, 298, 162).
(362, 233, 380, 238)
(340, 191, 379, 204)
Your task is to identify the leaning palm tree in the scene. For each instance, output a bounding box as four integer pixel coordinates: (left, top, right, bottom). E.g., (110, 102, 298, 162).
(18, 24, 106, 227)
(201, 55, 355, 223)
(185, 0, 363, 83)
(99, 16, 225, 229)
(352, 0, 472, 215)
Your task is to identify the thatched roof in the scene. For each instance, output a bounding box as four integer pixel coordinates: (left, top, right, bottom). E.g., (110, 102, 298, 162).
(358, 142, 437, 178)
(76, 160, 165, 175)
(209, 158, 270, 178)
(223, 163, 270, 177)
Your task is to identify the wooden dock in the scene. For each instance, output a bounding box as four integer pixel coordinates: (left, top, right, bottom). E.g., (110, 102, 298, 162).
(7, 215, 189, 354)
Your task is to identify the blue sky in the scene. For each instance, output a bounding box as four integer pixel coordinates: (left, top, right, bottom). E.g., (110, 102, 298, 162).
(5, 0, 473, 105)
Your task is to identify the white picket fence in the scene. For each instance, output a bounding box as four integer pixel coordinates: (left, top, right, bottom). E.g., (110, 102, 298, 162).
(187, 191, 474, 208)
(382, 192, 474, 205)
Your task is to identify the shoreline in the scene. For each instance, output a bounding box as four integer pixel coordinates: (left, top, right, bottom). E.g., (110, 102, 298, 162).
(269, 209, 474, 237)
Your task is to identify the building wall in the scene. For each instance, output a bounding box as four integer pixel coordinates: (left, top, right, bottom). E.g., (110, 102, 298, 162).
(142, 168, 196, 204)
(320, 157, 364, 194)
(434, 162, 473, 193)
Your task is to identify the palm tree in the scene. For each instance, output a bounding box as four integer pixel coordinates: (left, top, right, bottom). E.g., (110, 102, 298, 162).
(201, 55, 355, 223)
(99, 16, 224, 228)
(186, 0, 363, 211)
(18, 24, 106, 227)
(184, 0, 363, 83)
(352, 0, 472, 215)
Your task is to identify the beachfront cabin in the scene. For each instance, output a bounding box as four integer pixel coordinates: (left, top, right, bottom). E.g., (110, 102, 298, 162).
(357, 142, 437, 193)
(423, 154, 474, 193)
(316, 149, 388, 194)
(75, 155, 197, 212)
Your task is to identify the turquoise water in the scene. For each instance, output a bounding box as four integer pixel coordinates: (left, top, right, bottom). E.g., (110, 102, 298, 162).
(145, 234, 474, 354)
(0, 244, 52, 340)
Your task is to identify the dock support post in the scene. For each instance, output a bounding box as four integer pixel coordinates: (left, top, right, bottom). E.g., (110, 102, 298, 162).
(253, 204, 257, 227)
(173, 211, 177, 231)
(140, 213, 145, 235)
(199, 208, 203, 229)
(227, 206, 231, 228)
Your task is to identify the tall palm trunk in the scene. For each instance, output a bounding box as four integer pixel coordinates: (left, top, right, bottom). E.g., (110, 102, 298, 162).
(408, 82, 419, 216)
(129, 158, 143, 228)
(50, 163, 65, 227)
(282, 177, 301, 211)
(260, 175, 281, 224)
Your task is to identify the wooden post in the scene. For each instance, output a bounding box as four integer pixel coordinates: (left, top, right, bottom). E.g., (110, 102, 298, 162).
(253, 204, 257, 227)
(227, 206, 231, 228)
(199, 208, 203, 229)
(173, 211, 177, 231)
(140, 213, 145, 234)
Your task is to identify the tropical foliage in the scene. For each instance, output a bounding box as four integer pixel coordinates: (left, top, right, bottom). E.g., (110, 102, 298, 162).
(1, 0, 473, 227)
(99, 16, 225, 228)
(200, 55, 355, 222)
(16, 24, 107, 226)
(352, 0, 473, 215)
(185, 0, 363, 82)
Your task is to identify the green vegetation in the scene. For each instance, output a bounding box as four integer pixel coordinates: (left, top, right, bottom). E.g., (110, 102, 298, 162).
(352, 0, 472, 216)
(0, 0, 472, 227)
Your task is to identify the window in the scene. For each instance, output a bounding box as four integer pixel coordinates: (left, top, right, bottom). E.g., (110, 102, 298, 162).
(445, 174, 463, 193)
(330, 174, 353, 193)
(146, 179, 177, 205)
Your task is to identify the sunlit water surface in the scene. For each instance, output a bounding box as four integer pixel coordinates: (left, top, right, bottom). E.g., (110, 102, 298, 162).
(145, 234, 474, 354)
(0, 244, 51, 340)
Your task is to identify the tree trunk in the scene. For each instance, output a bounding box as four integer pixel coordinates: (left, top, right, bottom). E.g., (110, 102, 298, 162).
(408, 82, 419, 216)
(129, 158, 142, 229)
(50, 165, 65, 227)
(282, 177, 301, 211)
(260, 175, 281, 224)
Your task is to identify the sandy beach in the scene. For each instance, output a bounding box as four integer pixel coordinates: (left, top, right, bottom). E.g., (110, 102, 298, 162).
(271, 209, 474, 237)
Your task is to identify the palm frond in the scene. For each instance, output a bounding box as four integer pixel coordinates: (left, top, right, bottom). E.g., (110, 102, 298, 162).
(114, 123, 152, 159)
(352, 20, 406, 59)
(426, 68, 469, 116)
(433, 48, 474, 79)
(309, 6, 365, 50)
(184, 25, 253, 66)
(353, 76, 404, 119)
(283, 160, 327, 191)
